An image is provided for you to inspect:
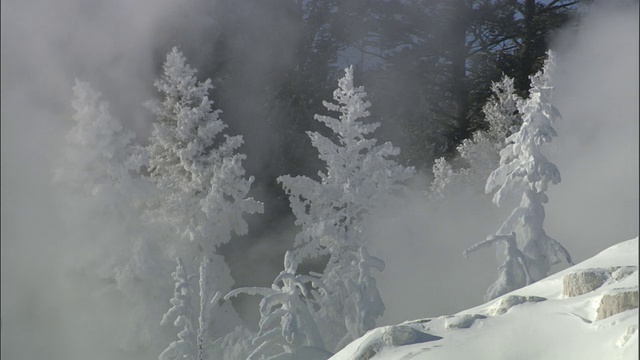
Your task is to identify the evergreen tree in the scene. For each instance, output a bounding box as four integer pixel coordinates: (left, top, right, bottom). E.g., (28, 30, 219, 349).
(56, 80, 169, 354)
(146, 47, 263, 251)
(160, 258, 198, 360)
(225, 251, 327, 359)
(429, 75, 523, 199)
(57, 80, 149, 213)
(147, 47, 263, 341)
(464, 232, 532, 301)
(160, 257, 226, 360)
(278, 66, 414, 351)
(484, 51, 573, 283)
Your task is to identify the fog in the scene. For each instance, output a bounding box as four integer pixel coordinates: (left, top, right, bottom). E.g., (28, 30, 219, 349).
(1, 0, 638, 359)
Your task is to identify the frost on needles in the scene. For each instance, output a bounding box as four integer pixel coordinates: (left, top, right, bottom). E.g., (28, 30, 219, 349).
(278, 66, 415, 260)
(147, 47, 263, 357)
(466, 51, 574, 300)
(430, 75, 523, 199)
(277, 66, 414, 352)
(146, 47, 263, 252)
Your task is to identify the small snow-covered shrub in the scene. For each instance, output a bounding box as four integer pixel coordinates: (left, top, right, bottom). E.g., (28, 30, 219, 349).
(225, 251, 326, 359)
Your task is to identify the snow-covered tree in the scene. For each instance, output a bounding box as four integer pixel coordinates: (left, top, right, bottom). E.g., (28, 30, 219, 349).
(208, 326, 257, 360)
(55, 80, 170, 354)
(484, 51, 573, 283)
(146, 47, 263, 252)
(56, 79, 149, 214)
(464, 232, 532, 301)
(430, 75, 522, 199)
(336, 246, 385, 349)
(225, 251, 327, 359)
(160, 257, 228, 360)
(482, 75, 522, 143)
(429, 157, 455, 199)
(147, 47, 263, 343)
(278, 66, 413, 351)
(160, 258, 198, 360)
(278, 66, 414, 258)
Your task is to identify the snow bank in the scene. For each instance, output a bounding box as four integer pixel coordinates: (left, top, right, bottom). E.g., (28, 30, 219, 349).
(331, 237, 639, 360)
(563, 266, 637, 297)
(597, 289, 639, 321)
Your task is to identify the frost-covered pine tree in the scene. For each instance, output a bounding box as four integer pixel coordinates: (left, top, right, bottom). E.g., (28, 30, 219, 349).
(482, 75, 522, 144)
(483, 51, 573, 283)
(225, 251, 327, 359)
(337, 247, 385, 349)
(56, 80, 149, 214)
(146, 47, 263, 252)
(430, 75, 522, 199)
(55, 80, 169, 354)
(278, 66, 414, 351)
(160, 258, 198, 360)
(160, 257, 227, 360)
(278, 66, 414, 258)
(147, 47, 263, 344)
(464, 232, 532, 301)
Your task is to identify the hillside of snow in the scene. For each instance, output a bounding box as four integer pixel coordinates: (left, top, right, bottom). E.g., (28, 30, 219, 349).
(331, 237, 639, 360)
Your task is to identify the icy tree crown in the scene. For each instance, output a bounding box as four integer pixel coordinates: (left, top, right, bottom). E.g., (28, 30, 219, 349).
(486, 52, 561, 205)
(146, 47, 262, 248)
(279, 66, 414, 259)
(482, 51, 572, 283)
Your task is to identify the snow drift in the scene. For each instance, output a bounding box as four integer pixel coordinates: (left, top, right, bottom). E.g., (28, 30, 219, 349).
(331, 237, 639, 360)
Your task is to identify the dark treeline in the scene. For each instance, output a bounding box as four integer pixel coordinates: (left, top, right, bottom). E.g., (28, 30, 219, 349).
(151, 0, 584, 285)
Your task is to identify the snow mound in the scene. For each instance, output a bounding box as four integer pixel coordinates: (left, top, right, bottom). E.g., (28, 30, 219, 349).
(597, 289, 639, 321)
(563, 266, 637, 297)
(331, 237, 639, 360)
(444, 314, 486, 329)
(488, 295, 547, 316)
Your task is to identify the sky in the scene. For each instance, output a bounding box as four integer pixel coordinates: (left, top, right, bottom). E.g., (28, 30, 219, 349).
(1, 0, 638, 359)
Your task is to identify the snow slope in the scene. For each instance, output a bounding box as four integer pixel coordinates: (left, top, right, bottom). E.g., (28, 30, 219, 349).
(331, 237, 639, 360)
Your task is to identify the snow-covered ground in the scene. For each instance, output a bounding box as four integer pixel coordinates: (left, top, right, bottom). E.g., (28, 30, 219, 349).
(331, 237, 639, 360)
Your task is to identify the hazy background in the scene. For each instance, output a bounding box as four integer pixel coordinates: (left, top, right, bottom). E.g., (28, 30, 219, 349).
(2, 0, 638, 358)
